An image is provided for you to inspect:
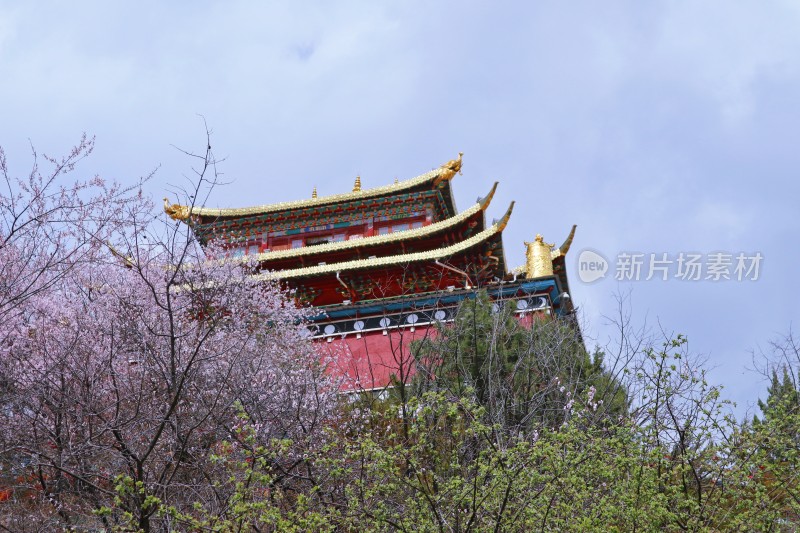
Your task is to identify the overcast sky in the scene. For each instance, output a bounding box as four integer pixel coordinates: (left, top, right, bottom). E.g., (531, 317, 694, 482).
(2, 1, 798, 417)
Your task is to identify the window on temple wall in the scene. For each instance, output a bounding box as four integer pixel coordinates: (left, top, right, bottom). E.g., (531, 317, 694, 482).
(375, 218, 425, 235)
(291, 238, 303, 249)
(248, 245, 259, 255)
(332, 233, 346, 242)
(270, 238, 288, 251)
(307, 235, 331, 246)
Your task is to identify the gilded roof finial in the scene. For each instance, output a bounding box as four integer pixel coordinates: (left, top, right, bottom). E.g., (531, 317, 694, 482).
(163, 197, 190, 222)
(353, 175, 362, 193)
(437, 152, 464, 184)
(445, 152, 464, 174)
(394, 177, 399, 184)
(516, 226, 577, 277)
(312, 186, 318, 199)
(524, 234, 555, 279)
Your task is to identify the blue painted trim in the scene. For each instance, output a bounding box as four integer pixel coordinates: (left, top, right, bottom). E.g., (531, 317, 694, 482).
(308, 277, 563, 321)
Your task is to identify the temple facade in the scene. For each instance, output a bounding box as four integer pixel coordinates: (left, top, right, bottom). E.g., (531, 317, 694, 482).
(165, 154, 576, 392)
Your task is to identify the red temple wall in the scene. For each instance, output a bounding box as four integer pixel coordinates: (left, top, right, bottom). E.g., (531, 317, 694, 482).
(318, 326, 439, 392)
(316, 310, 549, 392)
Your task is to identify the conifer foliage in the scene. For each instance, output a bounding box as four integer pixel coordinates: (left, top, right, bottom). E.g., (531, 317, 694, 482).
(410, 291, 627, 432)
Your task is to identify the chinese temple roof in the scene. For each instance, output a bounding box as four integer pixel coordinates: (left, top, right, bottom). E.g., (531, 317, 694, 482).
(247, 181, 498, 265)
(165, 151, 577, 313)
(254, 201, 514, 282)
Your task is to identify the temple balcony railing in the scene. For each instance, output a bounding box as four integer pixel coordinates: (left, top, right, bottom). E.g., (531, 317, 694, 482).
(305, 290, 554, 341)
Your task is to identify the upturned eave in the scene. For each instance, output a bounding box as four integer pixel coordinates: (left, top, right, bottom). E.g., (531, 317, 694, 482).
(255, 201, 513, 282)
(248, 181, 499, 265)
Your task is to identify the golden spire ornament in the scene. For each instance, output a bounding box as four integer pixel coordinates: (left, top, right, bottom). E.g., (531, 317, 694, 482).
(436, 152, 464, 184)
(353, 175, 362, 192)
(163, 197, 190, 221)
(523, 225, 577, 278)
(525, 234, 555, 278)
(312, 186, 318, 199)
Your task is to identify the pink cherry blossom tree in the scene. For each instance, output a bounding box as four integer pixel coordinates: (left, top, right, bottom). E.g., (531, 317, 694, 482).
(0, 134, 150, 324)
(0, 135, 334, 531)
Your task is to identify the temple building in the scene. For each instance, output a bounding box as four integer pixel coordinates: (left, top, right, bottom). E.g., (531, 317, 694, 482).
(164, 154, 577, 393)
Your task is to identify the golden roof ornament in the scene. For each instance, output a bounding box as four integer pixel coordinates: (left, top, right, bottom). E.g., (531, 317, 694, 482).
(523, 225, 577, 278)
(353, 175, 362, 193)
(312, 186, 318, 199)
(525, 234, 555, 278)
(163, 197, 190, 221)
(437, 152, 464, 184)
(443, 152, 464, 174)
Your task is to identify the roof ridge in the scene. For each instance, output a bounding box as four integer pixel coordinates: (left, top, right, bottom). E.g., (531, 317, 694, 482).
(165, 153, 464, 220)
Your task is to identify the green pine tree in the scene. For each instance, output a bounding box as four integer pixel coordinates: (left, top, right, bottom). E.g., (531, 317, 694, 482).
(755, 368, 800, 460)
(410, 290, 627, 432)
